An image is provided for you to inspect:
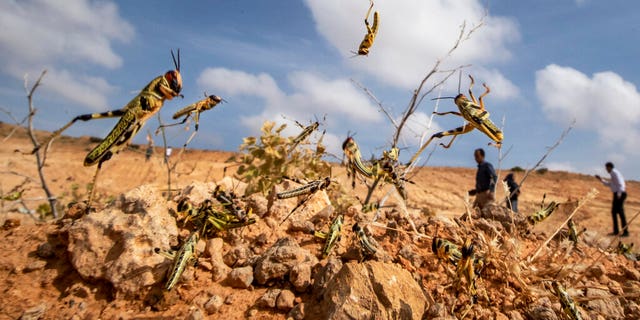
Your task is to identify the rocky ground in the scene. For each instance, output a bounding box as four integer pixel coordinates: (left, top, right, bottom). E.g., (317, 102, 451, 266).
(1, 122, 640, 320)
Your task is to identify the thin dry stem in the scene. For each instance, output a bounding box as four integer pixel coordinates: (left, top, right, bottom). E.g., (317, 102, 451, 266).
(528, 188, 598, 262)
(25, 70, 58, 218)
(501, 121, 574, 205)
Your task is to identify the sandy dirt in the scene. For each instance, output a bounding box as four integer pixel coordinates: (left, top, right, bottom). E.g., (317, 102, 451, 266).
(1, 122, 639, 319)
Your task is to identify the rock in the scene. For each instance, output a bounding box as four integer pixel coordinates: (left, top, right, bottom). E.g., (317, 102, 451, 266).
(3, 218, 21, 229)
(288, 220, 314, 233)
(253, 237, 318, 285)
(204, 295, 224, 314)
(227, 266, 254, 289)
(186, 306, 205, 320)
(494, 311, 509, 320)
(223, 245, 255, 267)
(526, 297, 558, 320)
(476, 205, 528, 233)
(586, 288, 624, 319)
(224, 294, 235, 305)
(289, 263, 312, 292)
(256, 288, 281, 308)
(398, 245, 423, 269)
(206, 238, 231, 282)
(586, 264, 606, 278)
(19, 303, 46, 320)
(67, 185, 179, 296)
(312, 256, 342, 293)
(23, 260, 47, 273)
(507, 311, 525, 320)
(308, 261, 426, 320)
(623, 266, 640, 281)
(245, 193, 269, 218)
(288, 303, 305, 320)
(276, 289, 295, 311)
(625, 301, 640, 319)
(36, 242, 55, 259)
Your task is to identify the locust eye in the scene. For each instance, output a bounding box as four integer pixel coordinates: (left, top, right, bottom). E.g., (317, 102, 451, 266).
(210, 95, 222, 103)
(164, 70, 183, 94)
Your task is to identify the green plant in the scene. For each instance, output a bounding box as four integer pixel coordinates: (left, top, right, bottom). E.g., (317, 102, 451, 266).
(229, 121, 331, 196)
(510, 166, 525, 172)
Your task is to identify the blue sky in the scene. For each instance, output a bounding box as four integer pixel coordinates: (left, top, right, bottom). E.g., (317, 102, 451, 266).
(1, 0, 639, 180)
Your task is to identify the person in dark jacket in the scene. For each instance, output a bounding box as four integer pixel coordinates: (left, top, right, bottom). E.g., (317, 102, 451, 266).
(504, 173, 520, 212)
(469, 148, 497, 209)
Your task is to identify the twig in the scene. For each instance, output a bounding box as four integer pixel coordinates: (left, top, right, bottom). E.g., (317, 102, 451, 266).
(352, 79, 399, 129)
(156, 113, 173, 200)
(0, 107, 29, 142)
(528, 188, 598, 262)
(571, 210, 640, 286)
(24, 70, 58, 219)
(501, 121, 574, 205)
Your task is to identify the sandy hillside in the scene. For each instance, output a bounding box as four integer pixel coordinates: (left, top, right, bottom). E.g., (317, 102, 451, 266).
(1, 121, 639, 320)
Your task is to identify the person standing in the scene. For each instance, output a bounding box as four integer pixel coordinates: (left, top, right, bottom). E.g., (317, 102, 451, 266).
(504, 173, 520, 213)
(596, 162, 628, 237)
(469, 148, 497, 210)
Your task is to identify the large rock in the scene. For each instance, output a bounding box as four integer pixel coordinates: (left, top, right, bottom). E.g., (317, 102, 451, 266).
(585, 288, 624, 319)
(67, 185, 179, 296)
(253, 237, 318, 285)
(308, 261, 426, 320)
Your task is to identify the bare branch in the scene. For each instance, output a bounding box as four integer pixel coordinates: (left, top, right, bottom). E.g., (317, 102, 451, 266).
(351, 79, 399, 129)
(500, 121, 575, 205)
(528, 188, 598, 262)
(156, 113, 173, 200)
(24, 70, 58, 218)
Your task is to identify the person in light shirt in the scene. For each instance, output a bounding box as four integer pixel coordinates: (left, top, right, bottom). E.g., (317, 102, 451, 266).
(595, 162, 629, 237)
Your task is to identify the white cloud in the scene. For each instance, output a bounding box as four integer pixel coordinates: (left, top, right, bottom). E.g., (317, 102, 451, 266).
(0, 0, 134, 110)
(397, 111, 443, 147)
(544, 161, 578, 172)
(197, 67, 382, 127)
(304, 0, 520, 97)
(535, 64, 640, 155)
(198, 67, 386, 158)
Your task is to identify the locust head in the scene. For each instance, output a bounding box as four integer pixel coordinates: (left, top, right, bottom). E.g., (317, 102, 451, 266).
(454, 93, 468, 106)
(160, 49, 183, 99)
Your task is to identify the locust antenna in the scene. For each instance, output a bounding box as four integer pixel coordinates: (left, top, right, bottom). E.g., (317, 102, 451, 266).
(171, 49, 181, 71)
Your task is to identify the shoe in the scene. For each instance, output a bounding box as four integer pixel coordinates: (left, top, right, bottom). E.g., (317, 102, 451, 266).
(621, 232, 630, 237)
(607, 232, 618, 236)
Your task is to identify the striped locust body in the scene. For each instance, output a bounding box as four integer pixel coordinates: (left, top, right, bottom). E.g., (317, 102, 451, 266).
(354, 1, 378, 56)
(277, 177, 331, 225)
(432, 237, 462, 266)
(528, 195, 560, 225)
(155, 231, 199, 291)
(314, 214, 344, 258)
(213, 185, 249, 222)
(289, 121, 319, 153)
(175, 196, 255, 235)
(342, 137, 373, 188)
(277, 177, 331, 199)
(615, 241, 638, 261)
(156, 93, 224, 150)
(409, 75, 503, 165)
(34, 50, 183, 208)
(551, 281, 583, 320)
(567, 219, 585, 244)
(456, 239, 479, 304)
(352, 223, 377, 258)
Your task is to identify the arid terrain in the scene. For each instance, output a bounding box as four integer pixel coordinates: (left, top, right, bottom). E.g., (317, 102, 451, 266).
(1, 122, 639, 320)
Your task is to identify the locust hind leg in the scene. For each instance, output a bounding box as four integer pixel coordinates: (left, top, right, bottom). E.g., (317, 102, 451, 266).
(33, 110, 125, 154)
(438, 124, 474, 149)
(478, 83, 491, 110)
(468, 75, 477, 104)
(86, 151, 113, 212)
